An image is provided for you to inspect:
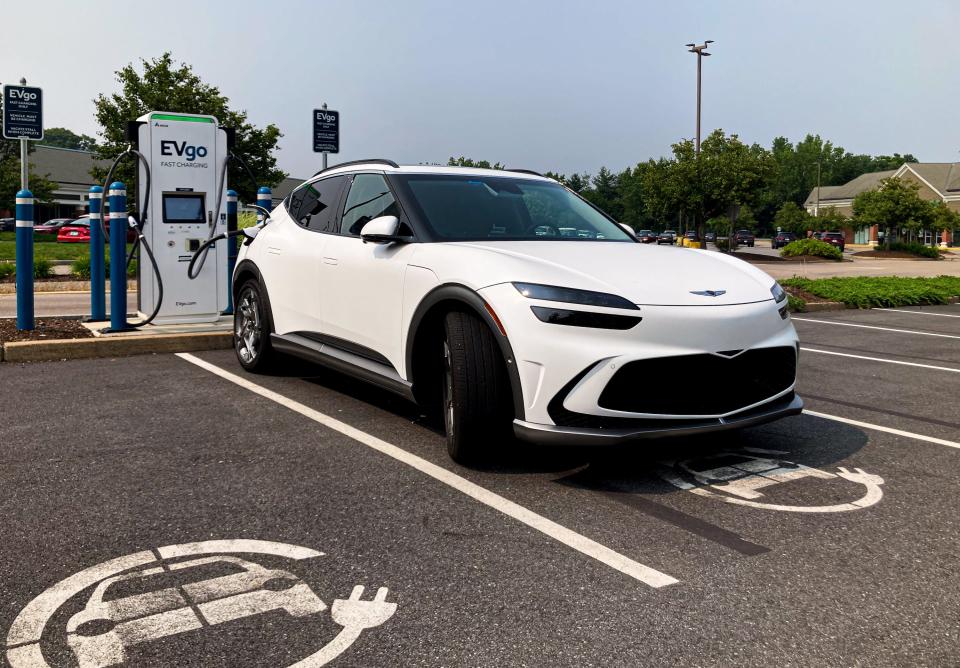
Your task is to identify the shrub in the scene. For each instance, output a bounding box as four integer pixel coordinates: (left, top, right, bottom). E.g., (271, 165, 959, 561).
(875, 241, 941, 259)
(128, 259, 138, 277)
(0, 262, 14, 279)
(781, 276, 960, 308)
(71, 256, 94, 279)
(780, 238, 842, 260)
(33, 258, 52, 278)
(786, 293, 806, 312)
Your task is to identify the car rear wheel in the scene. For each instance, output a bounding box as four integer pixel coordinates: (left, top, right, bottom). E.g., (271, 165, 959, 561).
(234, 279, 279, 373)
(442, 311, 512, 464)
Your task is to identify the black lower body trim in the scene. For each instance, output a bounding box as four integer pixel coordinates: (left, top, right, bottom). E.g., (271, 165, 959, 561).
(271, 333, 414, 402)
(514, 393, 803, 445)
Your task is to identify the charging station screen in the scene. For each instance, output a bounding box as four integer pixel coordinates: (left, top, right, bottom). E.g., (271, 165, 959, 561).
(162, 193, 206, 224)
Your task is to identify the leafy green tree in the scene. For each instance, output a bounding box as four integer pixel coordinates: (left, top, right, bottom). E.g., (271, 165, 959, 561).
(929, 201, 960, 235)
(811, 207, 847, 232)
(773, 201, 812, 233)
(582, 167, 622, 220)
(93, 53, 285, 205)
(0, 140, 58, 210)
(40, 127, 98, 151)
(852, 178, 932, 248)
(447, 156, 504, 170)
(564, 173, 590, 194)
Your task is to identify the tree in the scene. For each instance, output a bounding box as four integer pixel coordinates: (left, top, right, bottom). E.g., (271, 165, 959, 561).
(40, 127, 98, 151)
(773, 202, 812, 233)
(852, 178, 932, 248)
(0, 140, 58, 210)
(92, 53, 285, 206)
(447, 156, 503, 170)
(582, 167, 622, 220)
(565, 173, 590, 194)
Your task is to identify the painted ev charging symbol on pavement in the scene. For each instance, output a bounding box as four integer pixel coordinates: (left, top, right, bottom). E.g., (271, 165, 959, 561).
(4, 539, 397, 668)
(657, 448, 884, 513)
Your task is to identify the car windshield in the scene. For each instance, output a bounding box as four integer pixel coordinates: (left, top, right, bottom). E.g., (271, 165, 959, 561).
(392, 174, 632, 242)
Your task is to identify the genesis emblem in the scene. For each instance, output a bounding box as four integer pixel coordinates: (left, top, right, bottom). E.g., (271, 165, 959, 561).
(690, 290, 727, 297)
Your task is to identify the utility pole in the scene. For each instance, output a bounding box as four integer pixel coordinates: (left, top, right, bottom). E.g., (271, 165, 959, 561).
(19, 77, 28, 191)
(686, 41, 713, 245)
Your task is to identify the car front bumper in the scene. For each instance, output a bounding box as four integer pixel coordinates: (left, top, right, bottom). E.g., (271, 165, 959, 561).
(514, 392, 803, 445)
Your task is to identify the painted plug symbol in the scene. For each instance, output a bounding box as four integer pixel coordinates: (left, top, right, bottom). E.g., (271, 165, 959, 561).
(836, 466, 884, 487)
(332, 585, 397, 630)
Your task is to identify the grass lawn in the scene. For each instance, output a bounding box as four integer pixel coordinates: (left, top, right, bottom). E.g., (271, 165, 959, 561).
(781, 275, 960, 309)
(0, 232, 132, 262)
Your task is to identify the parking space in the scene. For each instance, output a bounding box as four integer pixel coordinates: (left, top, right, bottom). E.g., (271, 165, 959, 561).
(2, 305, 959, 666)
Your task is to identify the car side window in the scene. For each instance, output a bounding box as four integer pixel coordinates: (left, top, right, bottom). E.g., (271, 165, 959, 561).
(340, 174, 401, 236)
(288, 176, 347, 233)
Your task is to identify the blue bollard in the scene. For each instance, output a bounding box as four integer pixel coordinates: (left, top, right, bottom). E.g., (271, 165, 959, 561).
(256, 186, 271, 223)
(88, 186, 106, 321)
(108, 182, 128, 331)
(223, 189, 239, 315)
(15, 189, 34, 331)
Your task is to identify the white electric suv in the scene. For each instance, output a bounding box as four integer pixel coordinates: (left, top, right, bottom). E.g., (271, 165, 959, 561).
(232, 160, 802, 462)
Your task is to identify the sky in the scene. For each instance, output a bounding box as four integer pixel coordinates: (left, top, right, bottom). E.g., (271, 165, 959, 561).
(2, 0, 958, 181)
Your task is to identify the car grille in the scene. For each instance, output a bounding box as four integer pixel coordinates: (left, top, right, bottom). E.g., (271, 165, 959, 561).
(596, 346, 797, 416)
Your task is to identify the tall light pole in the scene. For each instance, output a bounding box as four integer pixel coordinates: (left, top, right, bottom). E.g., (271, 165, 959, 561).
(686, 41, 712, 244)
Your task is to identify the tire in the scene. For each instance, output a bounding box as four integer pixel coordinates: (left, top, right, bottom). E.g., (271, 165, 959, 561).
(234, 278, 279, 373)
(442, 311, 513, 464)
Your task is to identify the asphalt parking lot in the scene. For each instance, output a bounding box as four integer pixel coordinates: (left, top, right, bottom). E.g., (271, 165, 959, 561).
(1, 305, 958, 667)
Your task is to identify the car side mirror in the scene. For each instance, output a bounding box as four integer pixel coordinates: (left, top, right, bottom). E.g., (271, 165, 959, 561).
(242, 226, 260, 240)
(360, 215, 404, 244)
(618, 223, 636, 239)
(248, 204, 272, 224)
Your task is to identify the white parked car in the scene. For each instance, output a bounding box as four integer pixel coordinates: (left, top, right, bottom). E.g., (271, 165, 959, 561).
(233, 161, 801, 463)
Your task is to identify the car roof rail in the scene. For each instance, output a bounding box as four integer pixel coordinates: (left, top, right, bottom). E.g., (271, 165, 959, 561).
(312, 158, 399, 177)
(505, 168, 544, 177)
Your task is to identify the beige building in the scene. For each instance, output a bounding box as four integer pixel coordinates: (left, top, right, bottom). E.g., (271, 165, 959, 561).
(805, 163, 958, 246)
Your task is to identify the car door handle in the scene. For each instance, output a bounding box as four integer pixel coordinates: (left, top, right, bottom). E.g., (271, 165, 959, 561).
(322, 257, 339, 265)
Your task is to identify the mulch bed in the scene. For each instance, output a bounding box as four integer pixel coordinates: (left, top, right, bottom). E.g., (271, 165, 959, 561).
(852, 250, 938, 260)
(734, 252, 836, 263)
(0, 318, 94, 343)
(0, 275, 86, 284)
(783, 285, 829, 303)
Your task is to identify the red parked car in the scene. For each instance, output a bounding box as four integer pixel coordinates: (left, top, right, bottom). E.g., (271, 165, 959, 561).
(820, 231, 846, 252)
(56, 215, 136, 243)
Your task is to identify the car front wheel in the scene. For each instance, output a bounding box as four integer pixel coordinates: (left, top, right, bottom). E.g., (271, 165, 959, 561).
(442, 311, 513, 464)
(234, 279, 279, 373)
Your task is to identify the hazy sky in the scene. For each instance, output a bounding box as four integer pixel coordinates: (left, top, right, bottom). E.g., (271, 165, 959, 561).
(2, 1, 957, 180)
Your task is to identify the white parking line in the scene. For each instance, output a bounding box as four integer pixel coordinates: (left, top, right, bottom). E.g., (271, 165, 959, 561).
(800, 347, 960, 373)
(874, 307, 960, 319)
(792, 317, 960, 340)
(803, 409, 960, 450)
(176, 353, 678, 588)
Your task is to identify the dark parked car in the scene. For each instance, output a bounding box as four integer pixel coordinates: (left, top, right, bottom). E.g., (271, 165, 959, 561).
(772, 231, 797, 249)
(684, 230, 700, 243)
(705, 231, 716, 243)
(733, 229, 755, 247)
(637, 229, 657, 243)
(820, 231, 846, 252)
(0, 218, 15, 232)
(35, 218, 78, 237)
(657, 230, 677, 245)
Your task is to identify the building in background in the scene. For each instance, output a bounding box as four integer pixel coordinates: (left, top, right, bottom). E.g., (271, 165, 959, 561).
(805, 163, 958, 246)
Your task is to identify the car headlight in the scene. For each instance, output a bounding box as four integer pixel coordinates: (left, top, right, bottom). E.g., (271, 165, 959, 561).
(771, 282, 787, 303)
(512, 282, 639, 310)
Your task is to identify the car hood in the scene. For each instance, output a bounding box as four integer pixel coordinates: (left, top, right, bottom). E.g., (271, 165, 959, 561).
(447, 241, 776, 306)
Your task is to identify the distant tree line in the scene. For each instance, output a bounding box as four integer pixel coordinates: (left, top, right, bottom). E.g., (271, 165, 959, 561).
(449, 131, 921, 236)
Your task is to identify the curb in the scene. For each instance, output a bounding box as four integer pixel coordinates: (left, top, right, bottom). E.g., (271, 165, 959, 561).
(1, 331, 231, 363)
(800, 302, 847, 312)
